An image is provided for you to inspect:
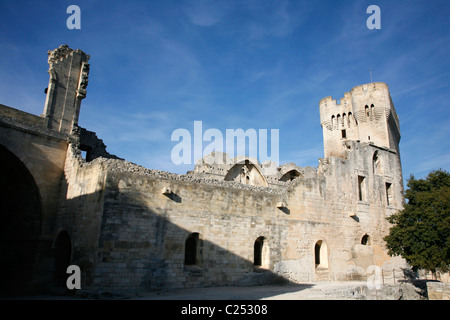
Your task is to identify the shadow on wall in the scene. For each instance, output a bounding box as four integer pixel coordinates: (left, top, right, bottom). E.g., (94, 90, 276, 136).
(0, 144, 42, 295)
(0, 142, 310, 298)
(51, 169, 308, 298)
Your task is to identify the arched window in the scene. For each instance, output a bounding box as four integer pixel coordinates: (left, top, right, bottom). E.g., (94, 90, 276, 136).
(372, 151, 382, 175)
(254, 237, 265, 266)
(314, 240, 329, 269)
(336, 114, 341, 129)
(185, 233, 199, 265)
(342, 113, 346, 128)
(0, 144, 42, 293)
(365, 105, 370, 117)
(348, 112, 353, 127)
(361, 234, 371, 245)
(331, 115, 335, 130)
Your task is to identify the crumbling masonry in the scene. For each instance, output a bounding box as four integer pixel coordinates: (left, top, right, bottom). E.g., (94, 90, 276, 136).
(0, 45, 407, 295)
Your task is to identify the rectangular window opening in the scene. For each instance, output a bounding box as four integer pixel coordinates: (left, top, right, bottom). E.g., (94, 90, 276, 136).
(358, 176, 365, 202)
(386, 182, 392, 206)
(341, 129, 347, 139)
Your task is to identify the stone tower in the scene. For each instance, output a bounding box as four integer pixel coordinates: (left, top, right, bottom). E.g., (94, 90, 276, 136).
(42, 45, 90, 134)
(319, 82, 401, 159)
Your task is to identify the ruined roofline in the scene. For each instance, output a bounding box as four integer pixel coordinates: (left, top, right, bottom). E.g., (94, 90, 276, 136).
(47, 44, 90, 67)
(76, 155, 288, 196)
(0, 104, 70, 142)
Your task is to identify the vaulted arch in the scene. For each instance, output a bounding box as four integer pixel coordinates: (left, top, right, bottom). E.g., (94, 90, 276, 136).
(224, 160, 268, 187)
(0, 144, 42, 294)
(279, 169, 302, 182)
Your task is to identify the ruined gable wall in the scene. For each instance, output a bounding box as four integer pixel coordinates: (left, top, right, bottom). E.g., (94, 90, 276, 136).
(55, 144, 108, 287)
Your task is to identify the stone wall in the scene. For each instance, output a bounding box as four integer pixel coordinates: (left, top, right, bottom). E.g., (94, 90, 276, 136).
(56, 131, 405, 293)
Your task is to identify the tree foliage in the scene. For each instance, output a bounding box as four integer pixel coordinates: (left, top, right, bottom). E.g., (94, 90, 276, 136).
(384, 169, 450, 275)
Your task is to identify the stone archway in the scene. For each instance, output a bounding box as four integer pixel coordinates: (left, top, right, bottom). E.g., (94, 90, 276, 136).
(0, 144, 42, 295)
(224, 160, 268, 186)
(314, 240, 329, 269)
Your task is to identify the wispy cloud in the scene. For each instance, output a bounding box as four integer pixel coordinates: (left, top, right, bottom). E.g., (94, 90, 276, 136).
(183, 0, 232, 27)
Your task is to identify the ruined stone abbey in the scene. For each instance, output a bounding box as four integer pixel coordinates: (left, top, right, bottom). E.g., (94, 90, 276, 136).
(0, 45, 406, 295)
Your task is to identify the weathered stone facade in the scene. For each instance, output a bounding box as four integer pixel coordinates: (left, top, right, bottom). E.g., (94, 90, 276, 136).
(0, 45, 408, 296)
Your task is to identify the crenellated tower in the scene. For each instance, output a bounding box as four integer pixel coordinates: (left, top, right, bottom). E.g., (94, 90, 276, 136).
(319, 82, 401, 159)
(42, 45, 90, 134)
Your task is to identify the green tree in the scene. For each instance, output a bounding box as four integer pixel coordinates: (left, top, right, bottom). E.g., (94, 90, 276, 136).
(384, 169, 450, 277)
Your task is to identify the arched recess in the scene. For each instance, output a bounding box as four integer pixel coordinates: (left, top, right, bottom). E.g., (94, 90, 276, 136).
(254, 236, 270, 268)
(0, 144, 42, 295)
(372, 151, 383, 175)
(185, 232, 199, 266)
(279, 169, 302, 182)
(314, 240, 329, 269)
(224, 160, 268, 187)
(54, 230, 72, 287)
(348, 112, 353, 127)
(361, 234, 371, 246)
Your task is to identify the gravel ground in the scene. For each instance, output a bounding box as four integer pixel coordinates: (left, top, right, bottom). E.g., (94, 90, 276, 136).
(131, 281, 368, 300)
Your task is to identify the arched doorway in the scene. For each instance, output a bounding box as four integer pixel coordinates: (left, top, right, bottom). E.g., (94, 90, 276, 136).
(54, 231, 72, 287)
(254, 236, 270, 268)
(184, 232, 199, 265)
(0, 144, 42, 295)
(254, 237, 264, 266)
(314, 240, 329, 269)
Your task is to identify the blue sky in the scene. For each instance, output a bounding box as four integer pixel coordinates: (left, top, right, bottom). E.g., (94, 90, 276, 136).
(1, 0, 449, 184)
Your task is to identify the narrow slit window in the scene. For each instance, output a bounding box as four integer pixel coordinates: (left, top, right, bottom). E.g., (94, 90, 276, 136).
(386, 183, 392, 206)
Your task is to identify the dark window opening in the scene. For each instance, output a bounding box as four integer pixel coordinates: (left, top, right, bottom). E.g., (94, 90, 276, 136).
(314, 242, 321, 267)
(185, 233, 199, 265)
(361, 234, 370, 245)
(254, 237, 264, 266)
(341, 129, 347, 139)
(79, 145, 93, 162)
(386, 183, 392, 206)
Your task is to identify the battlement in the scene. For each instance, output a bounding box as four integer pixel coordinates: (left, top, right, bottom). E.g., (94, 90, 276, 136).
(320, 82, 400, 159)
